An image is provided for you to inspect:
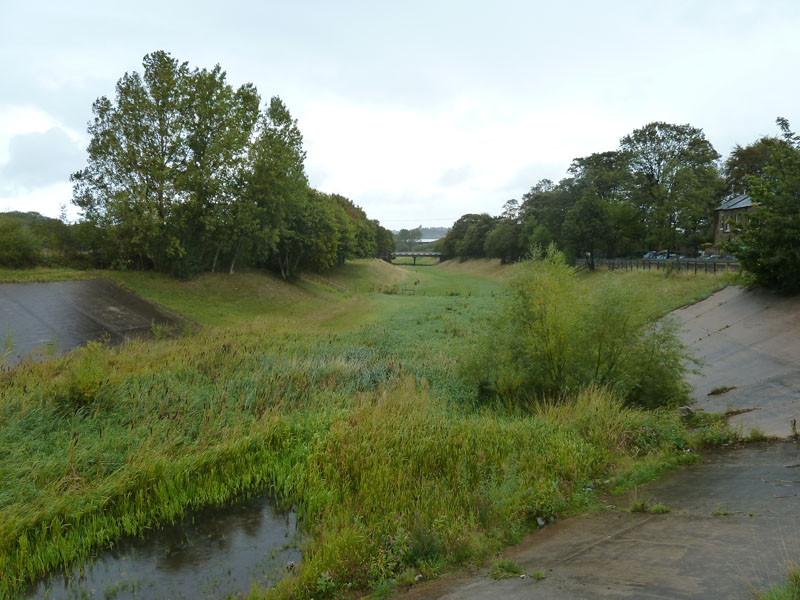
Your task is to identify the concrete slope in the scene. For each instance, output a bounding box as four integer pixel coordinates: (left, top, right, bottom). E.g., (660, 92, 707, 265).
(402, 443, 800, 600)
(674, 286, 800, 438)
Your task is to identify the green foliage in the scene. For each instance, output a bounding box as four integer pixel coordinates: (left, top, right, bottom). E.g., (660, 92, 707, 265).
(730, 119, 800, 293)
(0, 215, 41, 267)
(752, 567, 800, 600)
(489, 558, 524, 579)
(70, 51, 391, 280)
(469, 246, 690, 408)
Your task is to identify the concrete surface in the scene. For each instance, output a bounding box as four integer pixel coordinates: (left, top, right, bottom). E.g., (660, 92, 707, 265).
(403, 443, 800, 600)
(0, 279, 183, 365)
(675, 286, 800, 438)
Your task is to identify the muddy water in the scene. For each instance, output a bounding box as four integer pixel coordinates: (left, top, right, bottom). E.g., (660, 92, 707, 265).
(26, 495, 301, 599)
(0, 279, 183, 365)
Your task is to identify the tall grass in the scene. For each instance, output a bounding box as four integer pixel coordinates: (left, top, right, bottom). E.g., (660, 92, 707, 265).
(0, 259, 731, 598)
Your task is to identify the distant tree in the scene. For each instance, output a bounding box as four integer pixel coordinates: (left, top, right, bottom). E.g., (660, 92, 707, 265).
(484, 220, 523, 263)
(724, 136, 788, 196)
(519, 179, 576, 250)
(620, 122, 723, 254)
(459, 214, 495, 258)
(0, 215, 40, 267)
(441, 214, 487, 258)
(562, 192, 611, 269)
(730, 118, 800, 293)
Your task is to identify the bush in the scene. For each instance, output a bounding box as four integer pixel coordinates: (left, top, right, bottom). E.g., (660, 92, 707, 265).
(0, 216, 41, 267)
(468, 245, 690, 408)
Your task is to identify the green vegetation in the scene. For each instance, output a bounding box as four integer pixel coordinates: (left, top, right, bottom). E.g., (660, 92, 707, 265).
(0, 260, 735, 598)
(752, 567, 800, 600)
(709, 385, 737, 396)
(468, 247, 694, 408)
(440, 121, 726, 264)
(730, 118, 800, 293)
(630, 500, 671, 514)
(489, 558, 524, 579)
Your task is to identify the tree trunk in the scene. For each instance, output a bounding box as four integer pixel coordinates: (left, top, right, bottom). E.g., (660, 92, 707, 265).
(211, 245, 220, 273)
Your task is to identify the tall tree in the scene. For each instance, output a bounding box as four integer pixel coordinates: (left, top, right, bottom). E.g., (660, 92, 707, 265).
(248, 96, 308, 277)
(620, 122, 723, 254)
(72, 51, 190, 269)
(176, 65, 260, 275)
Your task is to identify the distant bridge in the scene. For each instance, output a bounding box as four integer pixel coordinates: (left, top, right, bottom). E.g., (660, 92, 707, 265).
(389, 251, 442, 265)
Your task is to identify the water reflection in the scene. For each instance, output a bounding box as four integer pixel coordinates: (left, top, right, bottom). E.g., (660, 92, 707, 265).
(26, 495, 301, 599)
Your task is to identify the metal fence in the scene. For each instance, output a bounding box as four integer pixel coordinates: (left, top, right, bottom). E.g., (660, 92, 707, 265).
(576, 258, 740, 274)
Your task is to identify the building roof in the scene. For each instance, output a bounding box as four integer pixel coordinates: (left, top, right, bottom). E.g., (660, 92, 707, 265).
(716, 194, 753, 211)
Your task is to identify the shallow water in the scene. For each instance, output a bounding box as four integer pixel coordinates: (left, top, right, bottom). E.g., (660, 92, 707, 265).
(0, 279, 183, 365)
(25, 495, 301, 600)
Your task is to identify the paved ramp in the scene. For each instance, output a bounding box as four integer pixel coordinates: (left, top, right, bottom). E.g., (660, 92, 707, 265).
(403, 443, 800, 600)
(675, 286, 800, 438)
(0, 279, 183, 365)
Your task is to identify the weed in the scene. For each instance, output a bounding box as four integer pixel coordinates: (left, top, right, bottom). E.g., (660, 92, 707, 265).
(649, 503, 671, 514)
(713, 509, 735, 516)
(531, 570, 547, 581)
(490, 558, 524, 579)
(709, 385, 737, 396)
(751, 566, 800, 599)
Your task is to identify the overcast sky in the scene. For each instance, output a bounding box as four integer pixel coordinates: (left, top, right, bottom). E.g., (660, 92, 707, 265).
(1, 0, 799, 229)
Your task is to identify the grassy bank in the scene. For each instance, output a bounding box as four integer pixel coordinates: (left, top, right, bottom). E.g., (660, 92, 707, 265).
(0, 260, 734, 598)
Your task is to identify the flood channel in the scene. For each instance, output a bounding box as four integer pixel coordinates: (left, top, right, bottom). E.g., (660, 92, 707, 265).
(0, 279, 183, 364)
(25, 496, 301, 599)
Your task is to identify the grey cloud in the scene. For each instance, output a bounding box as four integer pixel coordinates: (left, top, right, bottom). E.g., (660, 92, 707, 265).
(1, 128, 84, 196)
(437, 165, 473, 187)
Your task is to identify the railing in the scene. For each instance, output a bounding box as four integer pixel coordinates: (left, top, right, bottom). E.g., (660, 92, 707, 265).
(576, 258, 740, 274)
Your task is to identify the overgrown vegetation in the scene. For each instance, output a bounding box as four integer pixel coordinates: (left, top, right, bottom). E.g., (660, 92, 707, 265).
(467, 247, 692, 408)
(0, 260, 735, 598)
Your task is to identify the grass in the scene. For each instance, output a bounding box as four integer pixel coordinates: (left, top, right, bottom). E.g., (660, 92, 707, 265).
(489, 558, 524, 579)
(752, 567, 800, 599)
(0, 259, 736, 599)
(709, 385, 737, 396)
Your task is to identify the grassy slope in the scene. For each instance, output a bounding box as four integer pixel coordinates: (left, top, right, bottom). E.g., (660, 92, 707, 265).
(0, 260, 734, 598)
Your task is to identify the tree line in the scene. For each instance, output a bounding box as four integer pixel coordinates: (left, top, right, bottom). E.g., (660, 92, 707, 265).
(63, 51, 393, 278)
(440, 120, 796, 272)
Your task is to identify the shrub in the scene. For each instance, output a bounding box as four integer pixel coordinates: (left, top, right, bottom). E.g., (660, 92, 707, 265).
(0, 216, 41, 267)
(468, 245, 690, 408)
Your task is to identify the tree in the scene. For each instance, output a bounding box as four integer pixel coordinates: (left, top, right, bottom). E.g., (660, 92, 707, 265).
(175, 65, 260, 276)
(460, 215, 496, 258)
(483, 220, 523, 263)
(620, 122, 723, 254)
(730, 119, 800, 293)
(562, 192, 611, 269)
(724, 136, 788, 196)
(248, 96, 308, 277)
